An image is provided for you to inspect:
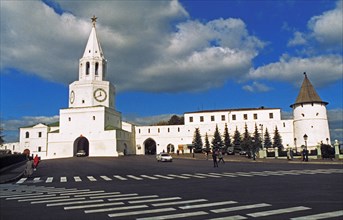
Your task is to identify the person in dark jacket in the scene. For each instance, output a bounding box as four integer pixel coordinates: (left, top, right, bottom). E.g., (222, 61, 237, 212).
(212, 151, 218, 167)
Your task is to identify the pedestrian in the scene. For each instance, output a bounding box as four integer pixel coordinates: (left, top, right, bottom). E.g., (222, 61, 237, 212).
(24, 158, 34, 177)
(212, 151, 218, 167)
(218, 151, 225, 163)
(33, 154, 39, 170)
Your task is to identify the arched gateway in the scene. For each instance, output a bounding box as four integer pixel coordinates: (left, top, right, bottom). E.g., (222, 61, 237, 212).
(144, 138, 156, 155)
(73, 136, 89, 156)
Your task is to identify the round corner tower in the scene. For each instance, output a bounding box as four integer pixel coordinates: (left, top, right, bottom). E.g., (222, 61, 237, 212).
(291, 73, 331, 149)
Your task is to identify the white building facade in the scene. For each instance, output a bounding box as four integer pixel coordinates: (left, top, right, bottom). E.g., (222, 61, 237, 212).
(5, 18, 331, 159)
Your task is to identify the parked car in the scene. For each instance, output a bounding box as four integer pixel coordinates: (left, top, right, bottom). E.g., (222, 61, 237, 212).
(156, 153, 173, 162)
(76, 150, 86, 157)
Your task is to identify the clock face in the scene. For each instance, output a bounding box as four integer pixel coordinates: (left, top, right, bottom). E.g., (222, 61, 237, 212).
(93, 88, 107, 102)
(70, 91, 75, 104)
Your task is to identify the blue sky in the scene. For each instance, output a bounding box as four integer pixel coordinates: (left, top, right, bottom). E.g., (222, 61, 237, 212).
(1, 0, 342, 142)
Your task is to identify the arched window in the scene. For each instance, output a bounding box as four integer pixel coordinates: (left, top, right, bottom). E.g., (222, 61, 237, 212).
(25, 132, 30, 138)
(95, 62, 99, 75)
(86, 62, 90, 75)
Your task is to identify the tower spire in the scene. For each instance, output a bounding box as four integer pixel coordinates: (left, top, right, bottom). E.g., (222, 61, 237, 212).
(91, 15, 97, 27)
(290, 72, 328, 108)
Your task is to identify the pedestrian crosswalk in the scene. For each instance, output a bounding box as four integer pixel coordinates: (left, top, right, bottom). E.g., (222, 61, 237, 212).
(1, 184, 342, 220)
(15, 168, 343, 184)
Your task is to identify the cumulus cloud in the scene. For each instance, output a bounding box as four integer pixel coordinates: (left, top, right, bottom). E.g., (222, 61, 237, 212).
(249, 55, 343, 87)
(0, 0, 263, 93)
(242, 81, 272, 92)
(1, 115, 59, 142)
(288, 31, 307, 47)
(308, 1, 343, 47)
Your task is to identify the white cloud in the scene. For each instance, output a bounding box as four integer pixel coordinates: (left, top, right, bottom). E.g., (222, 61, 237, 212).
(249, 55, 343, 87)
(242, 81, 272, 93)
(288, 31, 307, 47)
(0, 1, 263, 93)
(308, 1, 343, 47)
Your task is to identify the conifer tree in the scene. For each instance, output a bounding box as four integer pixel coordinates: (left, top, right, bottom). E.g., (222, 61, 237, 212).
(204, 133, 211, 153)
(252, 124, 262, 153)
(0, 127, 4, 146)
(192, 128, 203, 152)
(233, 126, 242, 152)
(264, 128, 272, 149)
(241, 123, 251, 152)
(272, 126, 283, 151)
(211, 125, 223, 151)
(223, 123, 231, 152)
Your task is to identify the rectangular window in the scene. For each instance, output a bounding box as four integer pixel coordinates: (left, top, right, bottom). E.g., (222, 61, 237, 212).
(244, 114, 248, 120)
(254, 114, 258, 120)
(189, 117, 193, 123)
(200, 116, 204, 122)
(211, 116, 215, 121)
(38, 146, 41, 152)
(38, 132, 42, 138)
(232, 114, 236, 120)
(221, 115, 225, 121)
(269, 113, 274, 119)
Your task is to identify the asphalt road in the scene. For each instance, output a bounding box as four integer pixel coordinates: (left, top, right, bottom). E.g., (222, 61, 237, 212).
(1, 155, 342, 220)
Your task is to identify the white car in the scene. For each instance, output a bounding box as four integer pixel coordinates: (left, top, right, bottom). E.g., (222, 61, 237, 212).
(76, 150, 86, 157)
(156, 153, 173, 162)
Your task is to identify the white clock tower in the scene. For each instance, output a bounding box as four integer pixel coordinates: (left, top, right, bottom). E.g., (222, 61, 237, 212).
(46, 16, 132, 158)
(69, 15, 115, 109)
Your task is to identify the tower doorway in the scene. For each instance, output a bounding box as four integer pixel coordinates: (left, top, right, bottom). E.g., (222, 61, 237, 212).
(144, 138, 156, 155)
(73, 136, 89, 157)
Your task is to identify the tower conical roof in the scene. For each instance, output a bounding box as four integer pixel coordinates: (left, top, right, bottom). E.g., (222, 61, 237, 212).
(291, 72, 328, 107)
(82, 15, 105, 59)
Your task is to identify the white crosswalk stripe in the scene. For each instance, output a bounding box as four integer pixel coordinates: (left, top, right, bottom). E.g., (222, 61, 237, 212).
(46, 177, 53, 183)
(74, 176, 82, 182)
(107, 207, 175, 218)
(179, 201, 237, 210)
(247, 206, 311, 217)
(64, 202, 124, 210)
(85, 204, 147, 214)
(87, 176, 97, 181)
(211, 203, 271, 213)
(136, 211, 208, 220)
(113, 175, 127, 180)
(140, 175, 158, 180)
(2, 184, 342, 220)
(127, 175, 143, 180)
(291, 210, 343, 220)
(154, 174, 174, 179)
(14, 168, 342, 184)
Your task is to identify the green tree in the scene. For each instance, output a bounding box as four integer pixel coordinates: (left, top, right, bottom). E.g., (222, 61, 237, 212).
(241, 123, 251, 152)
(264, 128, 272, 149)
(223, 123, 231, 152)
(252, 124, 262, 155)
(192, 128, 203, 152)
(211, 125, 223, 151)
(233, 126, 242, 152)
(204, 133, 211, 153)
(168, 115, 184, 125)
(272, 126, 283, 151)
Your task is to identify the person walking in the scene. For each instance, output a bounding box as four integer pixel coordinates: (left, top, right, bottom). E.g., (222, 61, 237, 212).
(212, 151, 218, 167)
(24, 158, 34, 177)
(33, 154, 39, 170)
(218, 151, 225, 164)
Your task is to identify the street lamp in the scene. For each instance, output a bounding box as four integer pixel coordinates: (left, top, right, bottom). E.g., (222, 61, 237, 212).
(303, 134, 308, 161)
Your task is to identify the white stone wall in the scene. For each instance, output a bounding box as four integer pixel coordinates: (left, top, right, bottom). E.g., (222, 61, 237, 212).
(293, 103, 331, 148)
(19, 124, 49, 159)
(135, 108, 294, 154)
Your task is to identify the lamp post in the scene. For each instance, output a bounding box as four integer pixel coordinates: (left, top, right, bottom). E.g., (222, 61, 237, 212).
(303, 134, 308, 161)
